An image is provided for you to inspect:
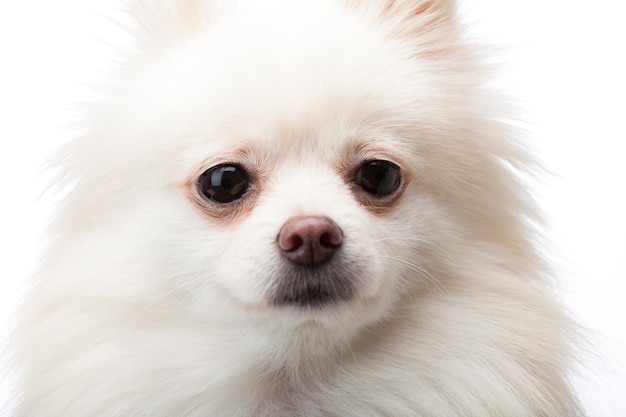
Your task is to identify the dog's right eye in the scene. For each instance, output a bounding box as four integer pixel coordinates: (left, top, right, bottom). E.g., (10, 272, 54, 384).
(198, 164, 250, 204)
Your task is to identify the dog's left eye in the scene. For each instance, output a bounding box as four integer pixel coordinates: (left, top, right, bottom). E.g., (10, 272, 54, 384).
(355, 160, 401, 196)
(198, 164, 250, 204)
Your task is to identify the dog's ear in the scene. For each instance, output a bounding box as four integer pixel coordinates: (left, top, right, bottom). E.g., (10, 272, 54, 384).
(126, 0, 213, 43)
(346, 0, 455, 21)
(346, 0, 457, 37)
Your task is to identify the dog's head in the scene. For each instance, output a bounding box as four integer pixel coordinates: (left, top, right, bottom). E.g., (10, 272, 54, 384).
(55, 0, 535, 334)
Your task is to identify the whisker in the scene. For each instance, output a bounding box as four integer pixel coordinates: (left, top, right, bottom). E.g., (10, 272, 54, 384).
(377, 254, 450, 296)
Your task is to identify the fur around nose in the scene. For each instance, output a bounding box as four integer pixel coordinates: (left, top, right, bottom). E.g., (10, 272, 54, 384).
(278, 216, 343, 267)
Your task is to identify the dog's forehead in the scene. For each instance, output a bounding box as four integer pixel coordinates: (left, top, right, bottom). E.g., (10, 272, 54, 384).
(146, 7, 414, 148)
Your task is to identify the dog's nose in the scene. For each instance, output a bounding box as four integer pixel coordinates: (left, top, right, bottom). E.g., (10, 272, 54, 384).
(278, 216, 343, 267)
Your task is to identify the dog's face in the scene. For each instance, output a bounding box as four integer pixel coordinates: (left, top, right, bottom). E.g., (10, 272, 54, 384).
(60, 0, 527, 335)
(129, 8, 426, 330)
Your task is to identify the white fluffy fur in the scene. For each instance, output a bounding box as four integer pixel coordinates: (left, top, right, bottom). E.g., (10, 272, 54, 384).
(14, 0, 584, 416)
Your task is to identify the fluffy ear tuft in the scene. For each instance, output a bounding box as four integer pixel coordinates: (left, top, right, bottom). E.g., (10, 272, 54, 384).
(126, 0, 213, 42)
(345, 0, 457, 35)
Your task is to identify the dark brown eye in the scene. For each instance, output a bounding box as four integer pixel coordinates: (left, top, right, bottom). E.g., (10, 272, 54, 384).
(199, 164, 250, 204)
(355, 160, 401, 196)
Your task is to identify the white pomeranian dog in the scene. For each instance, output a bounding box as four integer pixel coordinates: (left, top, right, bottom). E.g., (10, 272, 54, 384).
(13, 0, 585, 416)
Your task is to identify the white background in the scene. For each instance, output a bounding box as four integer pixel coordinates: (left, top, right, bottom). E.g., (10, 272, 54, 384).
(1, 0, 625, 415)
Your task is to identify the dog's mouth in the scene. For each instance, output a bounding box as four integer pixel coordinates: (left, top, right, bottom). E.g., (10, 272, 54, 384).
(271, 266, 357, 308)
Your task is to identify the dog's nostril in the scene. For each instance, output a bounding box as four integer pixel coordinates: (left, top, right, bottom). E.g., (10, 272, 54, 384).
(280, 234, 304, 252)
(320, 231, 341, 248)
(278, 216, 343, 267)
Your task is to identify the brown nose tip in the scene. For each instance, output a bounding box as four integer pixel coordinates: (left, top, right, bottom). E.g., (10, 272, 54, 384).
(278, 216, 343, 267)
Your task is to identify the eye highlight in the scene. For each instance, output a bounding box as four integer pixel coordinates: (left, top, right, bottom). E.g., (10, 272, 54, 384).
(354, 160, 401, 196)
(198, 164, 250, 204)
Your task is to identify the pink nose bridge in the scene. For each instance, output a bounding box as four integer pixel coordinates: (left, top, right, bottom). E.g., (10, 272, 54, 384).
(277, 216, 343, 267)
